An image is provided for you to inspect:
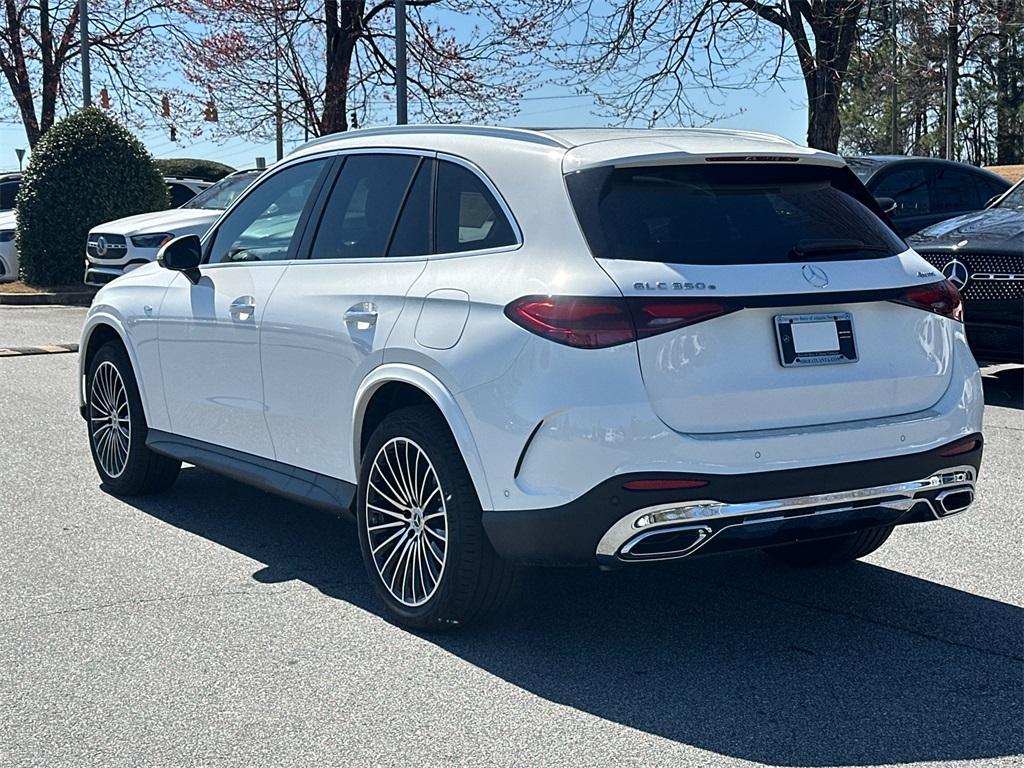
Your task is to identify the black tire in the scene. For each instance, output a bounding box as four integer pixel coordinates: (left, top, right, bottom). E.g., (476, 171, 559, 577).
(86, 341, 181, 495)
(764, 525, 895, 567)
(356, 405, 516, 630)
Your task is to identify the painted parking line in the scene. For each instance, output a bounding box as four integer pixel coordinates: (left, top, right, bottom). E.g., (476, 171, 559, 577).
(0, 344, 78, 357)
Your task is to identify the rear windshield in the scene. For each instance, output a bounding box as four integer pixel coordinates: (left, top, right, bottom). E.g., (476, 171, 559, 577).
(566, 163, 906, 265)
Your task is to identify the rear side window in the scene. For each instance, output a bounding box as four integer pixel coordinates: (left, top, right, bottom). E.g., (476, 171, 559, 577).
(566, 164, 906, 265)
(310, 154, 420, 259)
(435, 160, 516, 253)
(931, 167, 982, 212)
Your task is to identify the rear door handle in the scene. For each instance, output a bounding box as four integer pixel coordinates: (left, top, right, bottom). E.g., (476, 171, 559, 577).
(229, 295, 256, 320)
(344, 303, 378, 326)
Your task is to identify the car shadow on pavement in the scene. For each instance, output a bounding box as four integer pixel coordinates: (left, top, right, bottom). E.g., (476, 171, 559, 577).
(982, 366, 1023, 409)
(122, 466, 1024, 768)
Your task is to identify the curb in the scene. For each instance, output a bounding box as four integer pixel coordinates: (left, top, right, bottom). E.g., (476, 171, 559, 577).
(0, 292, 95, 306)
(0, 344, 79, 357)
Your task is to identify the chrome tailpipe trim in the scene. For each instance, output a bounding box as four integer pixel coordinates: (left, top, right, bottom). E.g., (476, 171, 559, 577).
(597, 466, 977, 563)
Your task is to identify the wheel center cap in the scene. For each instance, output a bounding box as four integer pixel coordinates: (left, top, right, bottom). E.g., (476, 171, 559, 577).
(411, 507, 424, 533)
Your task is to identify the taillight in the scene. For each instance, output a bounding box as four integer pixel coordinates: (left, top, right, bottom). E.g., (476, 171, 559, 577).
(895, 280, 963, 322)
(939, 437, 981, 457)
(504, 296, 739, 348)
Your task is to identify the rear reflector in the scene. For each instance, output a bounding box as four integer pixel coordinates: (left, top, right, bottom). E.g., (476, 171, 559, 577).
(894, 280, 963, 322)
(623, 479, 709, 491)
(939, 438, 981, 457)
(505, 296, 740, 348)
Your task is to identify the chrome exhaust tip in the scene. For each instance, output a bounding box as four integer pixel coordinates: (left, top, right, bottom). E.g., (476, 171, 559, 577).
(935, 487, 974, 517)
(619, 525, 713, 561)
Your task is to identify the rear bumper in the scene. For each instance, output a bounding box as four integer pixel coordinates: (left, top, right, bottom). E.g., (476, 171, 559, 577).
(481, 435, 983, 566)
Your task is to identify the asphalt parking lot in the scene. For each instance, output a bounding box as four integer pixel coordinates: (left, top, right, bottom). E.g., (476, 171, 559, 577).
(1, 307, 1021, 767)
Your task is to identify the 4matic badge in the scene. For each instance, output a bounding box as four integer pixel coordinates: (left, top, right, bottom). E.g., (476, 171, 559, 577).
(633, 281, 717, 291)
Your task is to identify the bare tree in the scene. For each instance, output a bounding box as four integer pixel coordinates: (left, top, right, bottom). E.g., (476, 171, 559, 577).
(554, 1, 869, 152)
(185, 0, 558, 142)
(0, 0, 190, 147)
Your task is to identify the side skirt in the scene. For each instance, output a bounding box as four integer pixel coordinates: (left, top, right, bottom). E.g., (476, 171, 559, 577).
(146, 430, 356, 516)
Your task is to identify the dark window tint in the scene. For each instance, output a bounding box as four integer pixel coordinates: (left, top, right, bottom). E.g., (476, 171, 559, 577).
(207, 159, 327, 264)
(566, 164, 906, 265)
(0, 182, 18, 210)
(931, 167, 982, 212)
(435, 161, 516, 253)
(310, 154, 419, 260)
(976, 175, 1010, 205)
(388, 159, 433, 257)
(871, 166, 931, 217)
(168, 182, 198, 207)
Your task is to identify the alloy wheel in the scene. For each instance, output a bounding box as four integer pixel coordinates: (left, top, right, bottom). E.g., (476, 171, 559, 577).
(89, 361, 131, 478)
(365, 437, 449, 607)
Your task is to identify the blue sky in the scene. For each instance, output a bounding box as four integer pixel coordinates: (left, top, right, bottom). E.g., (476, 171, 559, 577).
(0, 8, 811, 173)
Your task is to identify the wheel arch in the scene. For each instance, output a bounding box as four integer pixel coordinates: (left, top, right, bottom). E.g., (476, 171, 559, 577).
(78, 316, 152, 424)
(353, 365, 494, 510)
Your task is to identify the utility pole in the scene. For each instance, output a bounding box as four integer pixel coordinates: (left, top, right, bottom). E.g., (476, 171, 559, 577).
(395, 0, 408, 124)
(890, 0, 898, 154)
(274, 4, 284, 161)
(945, 0, 960, 160)
(79, 0, 91, 106)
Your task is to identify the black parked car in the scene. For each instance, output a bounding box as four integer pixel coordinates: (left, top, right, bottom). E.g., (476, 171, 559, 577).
(846, 155, 1011, 236)
(908, 179, 1023, 364)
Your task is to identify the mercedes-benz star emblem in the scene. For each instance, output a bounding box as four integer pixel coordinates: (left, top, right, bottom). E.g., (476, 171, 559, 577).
(95, 236, 108, 257)
(801, 264, 829, 289)
(942, 259, 970, 290)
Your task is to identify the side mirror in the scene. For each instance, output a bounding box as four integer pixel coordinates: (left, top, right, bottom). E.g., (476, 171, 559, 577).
(985, 194, 1001, 208)
(157, 234, 202, 284)
(875, 196, 898, 214)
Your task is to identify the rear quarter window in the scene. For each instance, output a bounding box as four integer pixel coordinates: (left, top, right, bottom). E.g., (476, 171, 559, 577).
(566, 163, 906, 265)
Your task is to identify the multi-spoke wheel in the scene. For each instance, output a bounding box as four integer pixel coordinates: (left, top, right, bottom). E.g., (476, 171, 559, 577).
(85, 341, 180, 495)
(365, 437, 448, 607)
(89, 361, 131, 478)
(357, 405, 517, 629)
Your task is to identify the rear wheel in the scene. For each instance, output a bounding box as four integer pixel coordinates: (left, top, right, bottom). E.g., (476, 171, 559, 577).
(86, 341, 180, 495)
(764, 525, 894, 567)
(356, 405, 516, 629)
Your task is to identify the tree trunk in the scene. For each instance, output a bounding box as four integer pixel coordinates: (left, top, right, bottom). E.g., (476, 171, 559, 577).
(800, 1, 863, 153)
(321, 0, 362, 135)
(994, 0, 1023, 164)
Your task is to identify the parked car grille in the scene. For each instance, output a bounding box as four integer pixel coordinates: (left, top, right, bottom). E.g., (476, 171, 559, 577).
(86, 233, 128, 260)
(916, 251, 1024, 301)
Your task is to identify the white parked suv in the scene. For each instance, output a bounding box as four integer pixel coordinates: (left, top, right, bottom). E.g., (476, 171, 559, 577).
(79, 126, 983, 628)
(84, 170, 260, 286)
(0, 208, 17, 282)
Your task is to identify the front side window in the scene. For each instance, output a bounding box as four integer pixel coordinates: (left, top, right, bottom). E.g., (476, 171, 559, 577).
(435, 160, 516, 254)
(567, 163, 906, 265)
(871, 167, 931, 217)
(207, 160, 328, 264)
(309, 153, 420, 260)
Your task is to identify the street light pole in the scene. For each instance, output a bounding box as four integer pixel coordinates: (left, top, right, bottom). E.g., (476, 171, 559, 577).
(890, 0, 898, 154)
(395, 0, 407, 124)
(79, 0, 91, 107)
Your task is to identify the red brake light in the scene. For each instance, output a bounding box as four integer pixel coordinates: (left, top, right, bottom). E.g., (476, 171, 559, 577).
(896, 280, 963, 321)
(504, 296, 634, 348)
(504, 296, 739, 348)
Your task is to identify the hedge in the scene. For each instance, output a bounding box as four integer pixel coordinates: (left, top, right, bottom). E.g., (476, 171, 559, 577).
(15, 108, 168, 286)
(154, 158, 236, 182)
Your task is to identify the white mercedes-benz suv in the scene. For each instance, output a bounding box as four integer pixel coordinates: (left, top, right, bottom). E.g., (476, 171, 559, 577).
(79, 126, 983, 628)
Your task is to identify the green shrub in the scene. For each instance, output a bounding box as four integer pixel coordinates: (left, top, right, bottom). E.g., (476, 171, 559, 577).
(154, 158, 235, 182)
(16, 108, 168, 286)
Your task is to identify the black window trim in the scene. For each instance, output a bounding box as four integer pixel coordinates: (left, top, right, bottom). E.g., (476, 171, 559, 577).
(201, 152, 338, 268)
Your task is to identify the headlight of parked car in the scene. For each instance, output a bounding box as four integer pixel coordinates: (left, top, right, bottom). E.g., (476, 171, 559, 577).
(130, 233, 174, 248)
(0, 230, 15, 243)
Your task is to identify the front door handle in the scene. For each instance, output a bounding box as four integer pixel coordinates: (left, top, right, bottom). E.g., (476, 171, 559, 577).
(229, 295, 256, 320)
(344, 303, 378, 327)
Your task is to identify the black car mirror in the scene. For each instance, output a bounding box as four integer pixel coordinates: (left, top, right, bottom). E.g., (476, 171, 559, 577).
(875, 196, 897, 214)
(157, 234, 202, 284)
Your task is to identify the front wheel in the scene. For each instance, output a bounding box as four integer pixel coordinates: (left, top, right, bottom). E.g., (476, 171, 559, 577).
(764, 525, 894, 567)
(86, 341, 181, 495)
(356, 405, 516, 629)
